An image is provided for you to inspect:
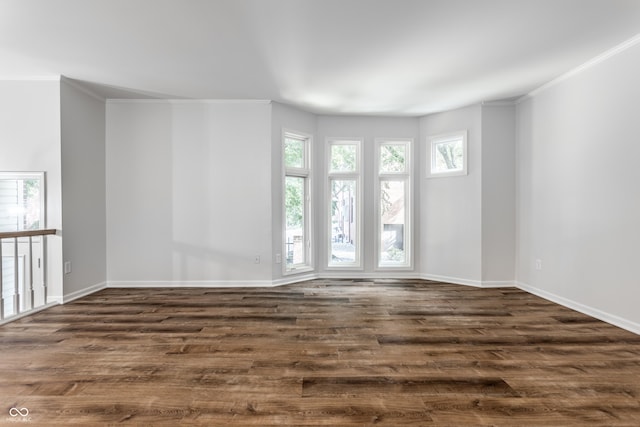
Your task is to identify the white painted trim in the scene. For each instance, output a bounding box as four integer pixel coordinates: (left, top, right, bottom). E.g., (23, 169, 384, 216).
(517, 281, 640, 335)
(62, 281, 107, 303)
(320, 271, 422, 280)
(47, 295, 63, 305)
(420, 273, 503, 288)
(420, 273, 481, 287)
(107, 280, 280, 288)
(272, 272, 319, 287)
(61, 77, 105, 102)
(520, 33, 640, 102)
(0, 302, 59, 326)
(480, 280, 517, 288)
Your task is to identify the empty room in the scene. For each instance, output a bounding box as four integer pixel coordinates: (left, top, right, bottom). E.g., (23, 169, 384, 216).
(1, 0, 640, 425)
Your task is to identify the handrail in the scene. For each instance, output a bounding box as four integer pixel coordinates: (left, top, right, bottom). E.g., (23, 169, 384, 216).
(0, 229, 57, 239)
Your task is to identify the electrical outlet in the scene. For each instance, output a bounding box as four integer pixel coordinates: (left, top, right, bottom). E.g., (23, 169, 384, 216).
(275, 253, 281, 264)
(535, 259, 542, 270)
(254, 255, 261, 264)
(64, 261, 72, 274)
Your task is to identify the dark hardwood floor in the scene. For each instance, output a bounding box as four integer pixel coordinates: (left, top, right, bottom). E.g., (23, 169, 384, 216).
(1, 279, 640, 425)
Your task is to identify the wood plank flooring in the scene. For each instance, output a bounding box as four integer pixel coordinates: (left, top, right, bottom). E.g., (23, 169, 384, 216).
(1, 279, 640, 425)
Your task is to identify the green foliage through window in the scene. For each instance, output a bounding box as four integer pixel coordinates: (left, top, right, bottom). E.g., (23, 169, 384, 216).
(284, 138, 305, 169)
(380, 145, 405, 173)
(330, 144, 356, 172)
(285, 177, 304, 229)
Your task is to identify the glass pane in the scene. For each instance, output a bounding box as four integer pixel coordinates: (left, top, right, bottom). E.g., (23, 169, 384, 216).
(330, 179, 357, 264)
(330, 144, 357, 172)
(433, 139, 463, 172)
(380, 144, 406, 173)
(285, 176, 305, 267)
(0, 176, 42, 232)
(380, 180, 406, 265)
(284, 137, 305, 169)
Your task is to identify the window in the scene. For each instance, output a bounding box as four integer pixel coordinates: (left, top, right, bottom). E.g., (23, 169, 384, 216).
(376, 140, 412, 268)
(283, 131, 312, 273)
(427, 130, 467, 177)
(0, 172, 45, 232)
(327, 139, 361, 268)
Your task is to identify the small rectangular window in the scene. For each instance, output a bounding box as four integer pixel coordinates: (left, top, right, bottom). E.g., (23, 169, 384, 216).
(329, 142, 358, 173)
(428, 131, 467, 177)
(380, 144, 407, 173)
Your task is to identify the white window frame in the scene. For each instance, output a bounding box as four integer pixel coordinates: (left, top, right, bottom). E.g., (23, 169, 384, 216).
(427, 130, 468, 177)
(282, 130, 313, 275)
(326, 138, 362, 270)
(0, 171, 46, 232)
(375, 139, 412, 270)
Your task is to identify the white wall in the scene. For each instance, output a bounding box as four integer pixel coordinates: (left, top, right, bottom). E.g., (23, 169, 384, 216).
(481, 104, 515, 284)
(516, 41, 640, 331)
(60, 79, 107, 300)
(106, 100, 273, 285)
(0, 79, 64, 301)
(419, 104, 483, 285)
(316, 115, 420, 276)
(270, 102, 317, 282)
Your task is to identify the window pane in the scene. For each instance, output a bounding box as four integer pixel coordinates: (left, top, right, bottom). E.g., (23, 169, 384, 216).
(0, 176, 42, 232)
(330, 144, 357, 172)
(285, 176, 305, 267)
(433, 139, 463, 172)
(380, 180, 406, 265)
(330, 179, 357, 264)
(284, 137, 305, 169)
(380, 144, 406, 173)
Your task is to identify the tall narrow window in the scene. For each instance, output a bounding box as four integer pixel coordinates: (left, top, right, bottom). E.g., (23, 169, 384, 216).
(327, 139, 361, 268)
(283, 131, 312, 273)
(376, 140, 412, 268)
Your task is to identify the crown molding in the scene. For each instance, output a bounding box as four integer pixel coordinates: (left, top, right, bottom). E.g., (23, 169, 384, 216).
(519, 33, 640, 103)
(60, 76, 105, 102)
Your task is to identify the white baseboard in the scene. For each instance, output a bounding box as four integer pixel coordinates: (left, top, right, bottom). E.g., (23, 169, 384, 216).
(273, 272, 319, 287)
(480, 280, 517, 288)
(420, 273, 481, 287)
(319, 271, 422, 280)
(9, 277, 638, 337)
(0, 301, 59, 326)
(107, 280, 280, 289)
(63, 281, 108, 303)
(108, 273, 424, 288)
(419, 273, 514, 288)
(517, 281, 640, 335)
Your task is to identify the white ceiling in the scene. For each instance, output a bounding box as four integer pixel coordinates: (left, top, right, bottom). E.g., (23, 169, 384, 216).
(2, 0, 640, 116)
